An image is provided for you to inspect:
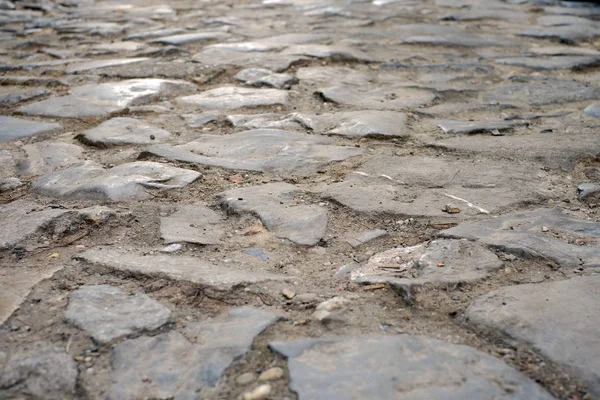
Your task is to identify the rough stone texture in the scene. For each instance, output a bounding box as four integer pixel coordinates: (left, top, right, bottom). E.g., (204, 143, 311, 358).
(64, 285, 172, 343)
(314, 111, 409, 138)
(32, 161, 200, 201)
(183, 111, 221, 128)
(76, 117, 171, 147)
(432, 119, 526, 134)
(0, 343, 78, 400)
(218, 183, 327, 246)
(65, 57, 149, 74)
(76, 249, 288, 291)
(495, 56, 600, 70)
(0, 87, 49, 105)
(234, 68, 297, 89)
(270, 335, 556, 400)
(150, 31, 231, 45)
(160, 204, 224, 245)
(318, 85, 436, 110)
(346, 229, 388, 248)
(192, 48, 305, 72)
(0, 116, 61, 141)
(466, 276, 600, 398)
(440, 208, 600, 268)
(146, 129, 362, 176)
(18, 142, 84, 176)
(322, 155, 552, 219)
(178, 86, 289, 109)
(584, 103, 600, 118)
(19, 79, 195, 118)
(108, 307, 280, 400)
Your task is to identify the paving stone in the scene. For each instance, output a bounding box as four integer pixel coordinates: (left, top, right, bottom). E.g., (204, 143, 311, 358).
(76, 117, 171, 147)
(0, 75, 68, 87)
(281, 44, 374, 62)
(182, 111, 221, 128)
(432, 119, 526, 134)
(578, 182, 600, 200)
(192, 47, 305, 72)
(18, 142, 84, 176)
(227, 113, 305, 130)
(318, 85, 435, 110)
(108, 307, 280, 399)
(19, 79, 196, 118)
(529, 46, 600, 56)
(150, 31, 231, 45)
(31, 161, 200, 201)
(0, 87, 48, 105)
(0, 116, 61, 141)
(0, 343, 78, 400)
(466, 276, 600, 398)
(124, 27, 186, 41)
(160, 204, 224, 245)
(146, 129, 362, 175)
(439, 208, 600, 268)
(296, 66, 372, 87)
(92, 41, 146, 53)
(483, 76, 600, 106)
(351, 239, 503, 300)
(317, 110, 409, 138)
(218, 182, 327, 246)
(322, 155, 552, 219)
(234, 68, 297, 89)
(64, 285, 171, 343)
(584, 103, 600, 118)
(396, 24, 517, 47)
(0, 177, 21, 191)
(55, 21, 126, 36)
(495, 56, 600, 70)
(518, 25, 600, 42)
(269, 335, 556, 400)
(346, 229, 388, 248)
(76, 249, 287, 291)
(178, 86, 289, 110)
(65, 57, 149, 74)
(418, 102, 517, 117)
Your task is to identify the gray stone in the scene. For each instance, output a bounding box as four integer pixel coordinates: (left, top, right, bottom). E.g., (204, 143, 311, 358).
(537, 15, 600, 28)
(518, 25, 600, 42)
(20, 79, 195, 118)
(0, 75, 68, 87)
(578, 182, 600, 200)
(218, 182, 327, 246)
(183, 111, 221, 128)
(270, 335, 556, 400)
(227, 113, 305, 131)
(178, 87, 289, 110)
(0, 343, 78, 400)
(346, 229, 388, 247)
(281, 44, 374, 62)
(0, 151, 15, 179)
(320, 111, 409, 138)
(234, 68, 297, 89)
(76, 117, 171, 147)
(584, 103, 600, 118)
(0, 87, 48, 105)
(432, 119, 526, 134)
(495, 56, 600, 70)
(146, 129, 362, 176)
(32, 161, 200, 201)
(322, 155, 551, 219)
(160, 204, 224, 245)
(439, 208, 600, 268)
(76, 249, 287, 291)
(124, 28, 185, 41)
(150, 31, 231, 45)
(56, 21, 126, 36)
(91, 61, 220, 80)
(418, 102, 517, 117)
(0, 116, 61, 142)
(466, 276, 600, 398)
(108, 307, 280, 400)
(529, 46, 600, 56)
(64, 285, 171, 343)
(0, 177, 21, 192)
(396, 24, 517, 47)
(65, 58, 149, 74)
(351, 239, 503, 299)
(18, 142, 84, 176)
(318, 85, 435, 110)
(296, 66, 372, 87)
(192, 48, 304, 73)
(483, 77, 600, 106)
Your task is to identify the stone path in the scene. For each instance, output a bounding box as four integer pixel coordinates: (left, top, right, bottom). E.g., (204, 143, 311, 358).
(0, 0, 599, 399)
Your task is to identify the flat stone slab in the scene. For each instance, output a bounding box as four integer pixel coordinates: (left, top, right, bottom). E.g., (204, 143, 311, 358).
(19, 79, 195, 118)
(322, 155, 552, 219)
(0, 116, 61, 142)
(178, 87, 289, 110)
(76, 249, 287, 291)
(108, 307, 280, 399)
(0, 87, 49, 105)
(65, 58, 149, 74)
(32, 161, 200, 201)
(269, 335, 556, 400)
(160, 204, 224, 245)
(432, 119, 526, 134)
(64, 285, 171, 343)
(296, 66, 372, 87)
(146, 129, 363, 176)
(150, 31, 231, 45)
(519, 25, 600, 42)
(396, 23, 517, 47)
(234, 68, 296, 89)
(351, 239, 503, 299)
(346, 229, 388, 247)
(318, 85, 435, 110)
(440, 208, 600, 268)
(76, 117, 171, 147)
(0, 343, 78, 400)
(227, 113, 305, 131)
(218, 183, 327, 246)
(466, 276, 600, 398)
(495, 56, 600, 70)
(192, 48, 304, 73)
(281, 44, 374, 62)
(584, 103, 600, 118)
(182, 111, 221, 128)
(18, 142, 84, 176)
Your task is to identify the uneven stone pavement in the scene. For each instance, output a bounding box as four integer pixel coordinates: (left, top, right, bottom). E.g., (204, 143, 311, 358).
(0, 0, 599, 399)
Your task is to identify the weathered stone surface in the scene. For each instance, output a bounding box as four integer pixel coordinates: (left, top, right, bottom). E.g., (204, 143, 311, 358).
(192, 48, 304, 72)
(160, 204, 224, 245)
(578, 182, 600, 200)
(519, 25, 600, 42)
(182, 111, 221, 128)
(296, 66, 372, 87)
(56, 21, 125, 36)
(226, 113, 305, 131)
(529, 46, 600, 57)
(218, 182, 327, 246)
(18, 142, 84, 176)
(178, 87, 288, 110)
(432, 119, 526, 134)
(0, 116, 61, 141)
(322, 155, 551, 219)
(76, 117, 171, 147)
(0, 87, 48, 105)
(270, 335, 556, 400)
(76, 249, 287, 290)
(19, 79, 195, 118)
(440, 208, 600, 268)
(466, 276, 600, 398)
(397, 24, 517, 47)
(318, 85, 435, 110)
(318, 111, 408, 138)
(108, 307, 280, 399)
(146, 129, 362, 175)
(65, 58, 149, 74)
(32, 161, 200, 201)
(495, 56, 600, 70)
(346, 229, 388, 248)
(281, 44, 374, 62)
(64, 285, 171, 343)
(584, 103, 600, 118)
(0, 343, 78, 400)
(124, 28, 185, 41)
(150, 31, 231, 45)
(234, 68, 296, 89)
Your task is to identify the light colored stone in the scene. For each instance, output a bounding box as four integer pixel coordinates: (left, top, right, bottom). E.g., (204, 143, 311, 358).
(18, 142, 84, 176)
(0, 116, 61, 142)
(178, 86, 289, 110)
(258, 367, 284, 381)
(76, 117, 171, 147)
(243, 384, 271, 400)
(160, 204, 224, 245)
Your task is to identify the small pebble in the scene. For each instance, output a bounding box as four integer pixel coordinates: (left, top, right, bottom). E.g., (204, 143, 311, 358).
(236, 372, 256, 386)
(161, 243, 183, 253)
(258, 367, 284, 381)
(282, 289, 296, 299)
(243, 384, 271, 400)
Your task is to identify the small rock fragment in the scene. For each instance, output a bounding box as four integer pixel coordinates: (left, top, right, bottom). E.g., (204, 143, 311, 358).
(282, 289, 296, 299)
(312, 296, 353, 322)
(236, 372, 256, 386)
(243, 384, 271, 400)
(258, 367, 284, 381)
